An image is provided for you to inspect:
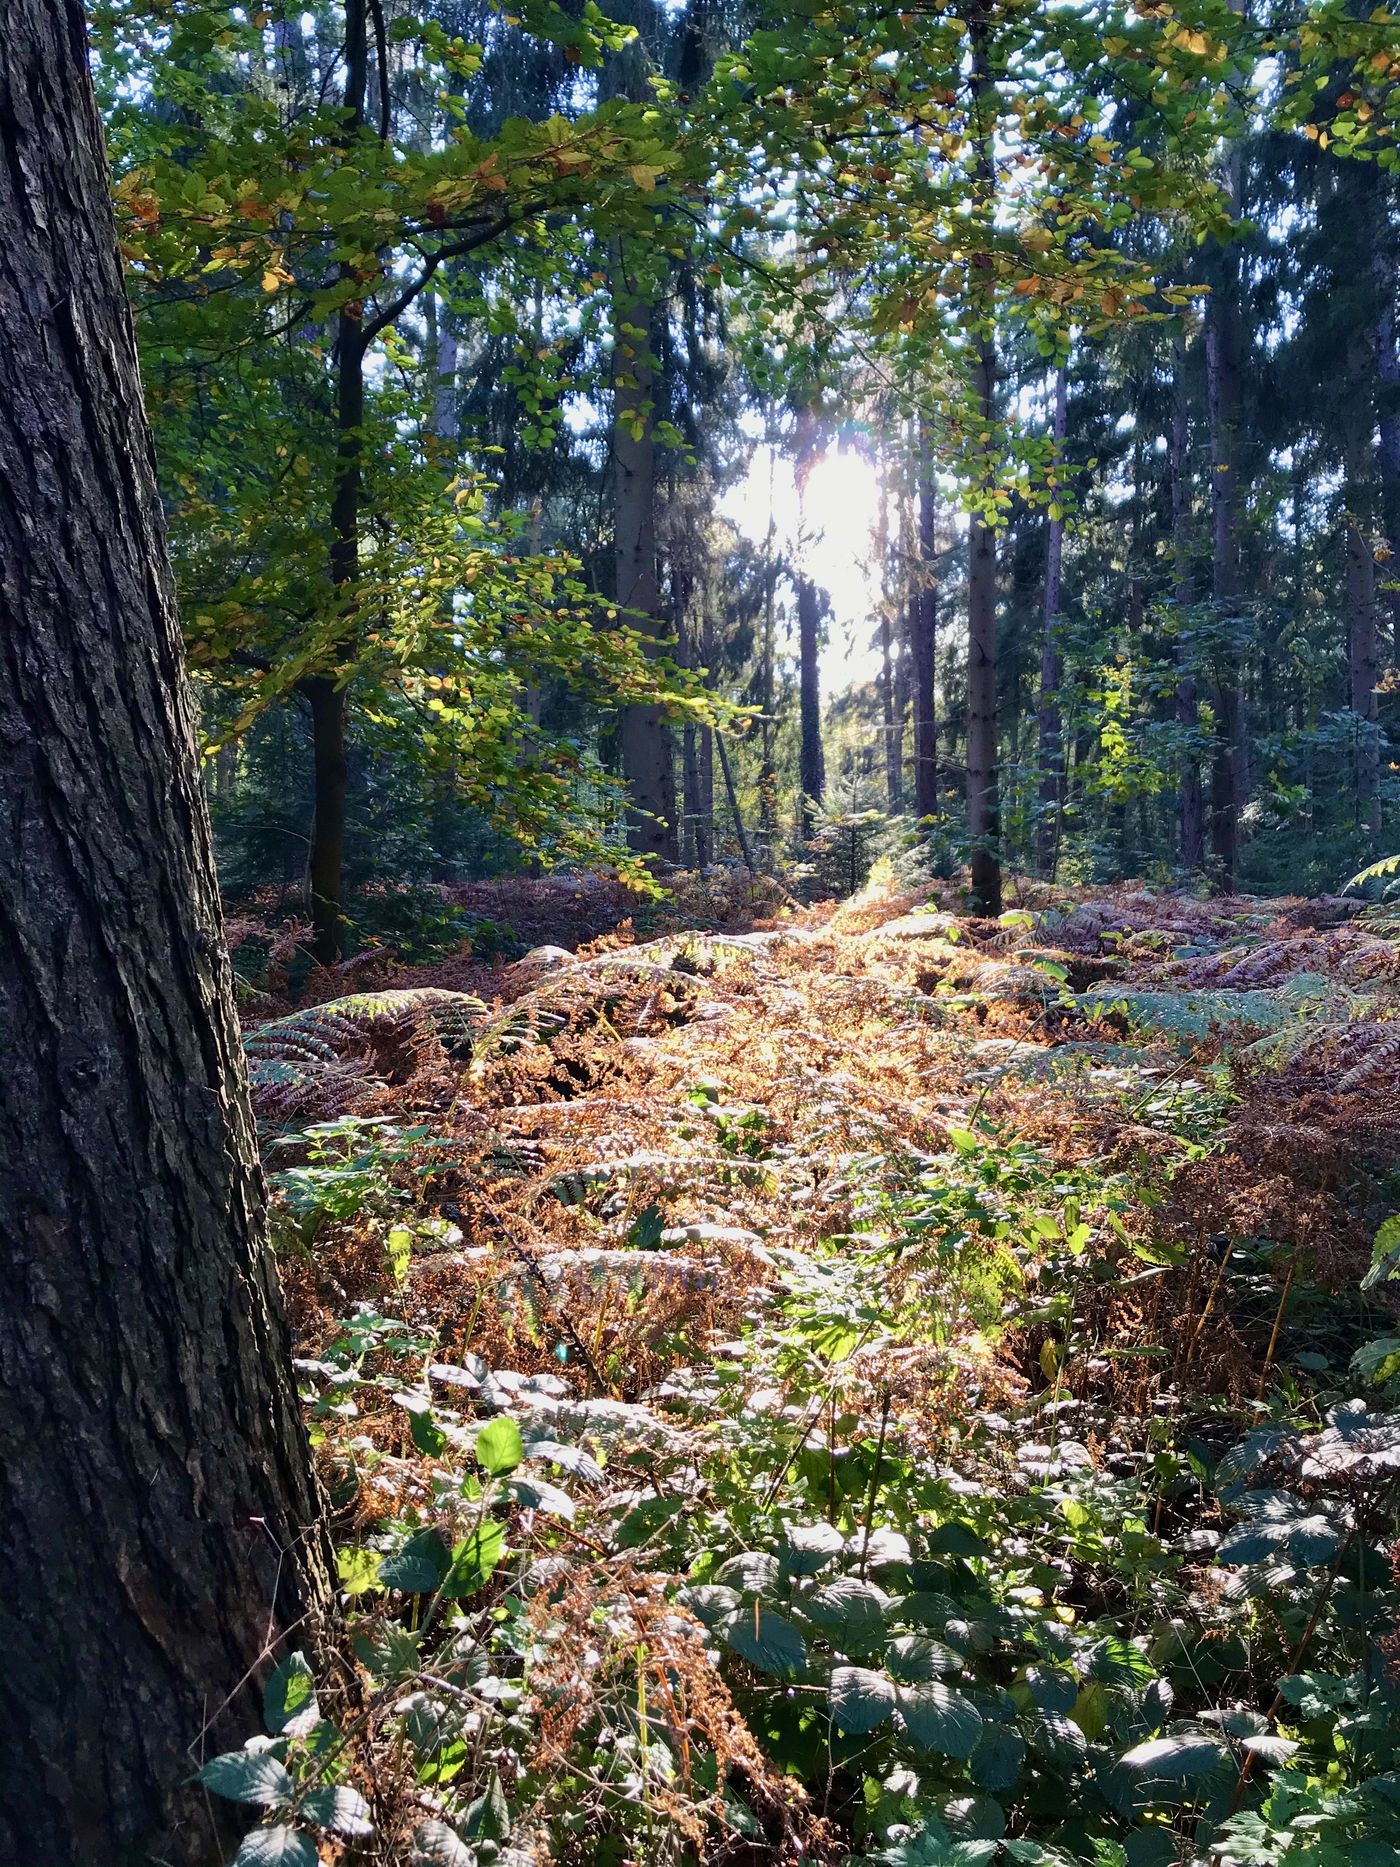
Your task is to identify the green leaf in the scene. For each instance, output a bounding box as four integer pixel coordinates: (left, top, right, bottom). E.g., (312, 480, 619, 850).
(725, 1603, 807, 1676)
(970, 1727, 1026, 1792)
(263, 1651, 318, 1735)
(1363, 1215, 1400, 1290)
(887, 1634, 961, 1682)
(476, 1417, 524, 1475)
(337, 1545, 385, 1597)
(1120, 1734, 1228, 1777)
(1025, 1664, 1078, 1715)
(464, 1768, 511, 1840)
(443, 1519, 505, 1598)
(926, 1520, 987, 1558)
(896, 1681, 985, 1758)
(942, 1794, 1006, 1840)
(804, 1577, 890, 1653)
(196, 1751, 292, 1807)
(410, 1819, 475, 1867)
(301, 1785, 373, 1838)
(780, 1520, 846, 1575)
(378, 1527, 452, 1594)
(233, 1830, 317, 1867)
(830, 1665, 896, 1735)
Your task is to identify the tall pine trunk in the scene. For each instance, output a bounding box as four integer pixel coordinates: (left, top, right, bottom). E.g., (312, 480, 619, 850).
(795, 403, 826, 835)
(1344, 327, 1382, 837)
(910, 421, 939, 823)
(305, 0, 370, 960)
(1172, 334, 1204, 871)
(1205, 140, 1247, 887)
(0, 7, 333, 1858)
(966, 20, 1001, 915)
(1035, 361, 1068, 879)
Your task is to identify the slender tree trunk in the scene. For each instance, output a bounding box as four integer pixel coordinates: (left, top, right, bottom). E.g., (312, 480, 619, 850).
(716, 730, 756, 871)
(795, 403, 826, 835)
(966, 19, 1001, 915)
(1205, 140, 1247, 887)
(797, 571, 825, 834)
(1344, 331, 1382, 837)
(1373, 177, 1400, 664)
(606, 27, 676, 863)
(1172, 334, 1204, 871)
(0, 9, 333, 1859)
(910, 420, 939, 823)
(1035, 361, 1069, 879)
(305, 0, 369, 961)
(758, 446, 779, 847)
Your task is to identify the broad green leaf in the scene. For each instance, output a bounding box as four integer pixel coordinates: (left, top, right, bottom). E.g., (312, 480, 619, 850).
(410, 1817, 475, 1866)
(888, 1634, 961, 1682)
(726, 1602, 806, 1676)
(301, 1785, 373, 1838)
(196, 1751, 292, 1807)
(969, 1727, 1026, 1792)
(896, 1680, 984, 1758)
(443, 1519, 505, 1598)
(475, 1417, 524, 1476)
(1120, 1734, 1228, 1777)
(263, 1650, 318, 1735)
(233, 1830, 317, 1867)
(378, 1527, 452, 1595)
(829, 1665, 896, 1734)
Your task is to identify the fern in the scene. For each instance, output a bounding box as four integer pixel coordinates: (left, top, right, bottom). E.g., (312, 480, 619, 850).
(245, 988, 487, 1067)
(1345, 852, 1400, 891)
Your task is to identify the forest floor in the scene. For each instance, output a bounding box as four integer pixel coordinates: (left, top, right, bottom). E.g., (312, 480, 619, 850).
(230, 872, 1400, 1867)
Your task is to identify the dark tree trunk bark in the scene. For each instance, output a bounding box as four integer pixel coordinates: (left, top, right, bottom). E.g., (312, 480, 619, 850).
(612, 271, 677, 861)
(0, 8, 334, 1861)
(1378, 239, 1400, 664)
(1035, 361, 1068, 880)
(1344, 328, 1382, 837)
(797, 570, 825, 835)
(966, 20, 1001, 916)
(795, 404, 826, 836)
(606, 28, 676, 864)
(304, 0, 369, 961)
(1205, 139, 1247, 886)
(1171, 335, 1204, 872)
(910, 422, 939, 823)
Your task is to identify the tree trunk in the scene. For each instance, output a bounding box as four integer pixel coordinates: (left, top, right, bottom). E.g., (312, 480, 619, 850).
(795, 404, 826, 836)
(1035, 361, 1068, 879)
(1373, 175, 1400, 664)
(1171, 334, 1204, 872)
(611, 266, 677, 860)
(1205, 139, 1247, 886)
(1344, 330, 1382, 837)
(305, 0, 369, 961)
(759, 448, 780, 847)
(0, 8, 333, 1860)
(910, 421, 939, 823)
(966, 20, 1001, 916)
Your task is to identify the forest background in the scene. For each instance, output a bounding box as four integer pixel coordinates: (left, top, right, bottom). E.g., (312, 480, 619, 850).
(94, 0, 1400, 956)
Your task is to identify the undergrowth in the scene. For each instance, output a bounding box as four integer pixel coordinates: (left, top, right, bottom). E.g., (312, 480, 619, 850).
(208, 874, 1400, 1867)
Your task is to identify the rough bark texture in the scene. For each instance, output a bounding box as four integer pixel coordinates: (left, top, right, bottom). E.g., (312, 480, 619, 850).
(966, 19, 1001, 916)
(1205, 139, 1247, 886)
(795, 404, 826, 836)
(1343, 328, 1381, 836)
(1034, 362, 1068, 879)
(612, 274, 678, 861)
(607, 24, 677, 864)
(0, 6, 334, 1862)
(910, 425, 939, 824)
(305, 0, 369, 961)
(1171, 339, 1204, 872)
